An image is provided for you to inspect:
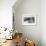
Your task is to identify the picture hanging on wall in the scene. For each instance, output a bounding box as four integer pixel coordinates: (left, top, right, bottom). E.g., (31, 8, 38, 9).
(22, 14, 36, 25)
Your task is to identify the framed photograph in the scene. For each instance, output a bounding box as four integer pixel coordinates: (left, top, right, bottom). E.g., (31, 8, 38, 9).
(22, 14, 36, 25)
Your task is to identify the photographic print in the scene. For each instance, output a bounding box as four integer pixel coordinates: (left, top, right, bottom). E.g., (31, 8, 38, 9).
(22, 14, 36, 25)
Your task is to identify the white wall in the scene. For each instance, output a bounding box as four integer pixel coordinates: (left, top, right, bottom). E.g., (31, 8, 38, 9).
(41, 0, 46, 46)
(13, 0, 41, 46)
(0, 0, 16, 30)
(13, 0, 46, 46)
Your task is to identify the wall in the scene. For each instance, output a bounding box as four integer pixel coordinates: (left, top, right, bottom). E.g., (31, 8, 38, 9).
(13, 0, 41, 46)
(0, 0, 16, 30)
(41, 0, 46, 46)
